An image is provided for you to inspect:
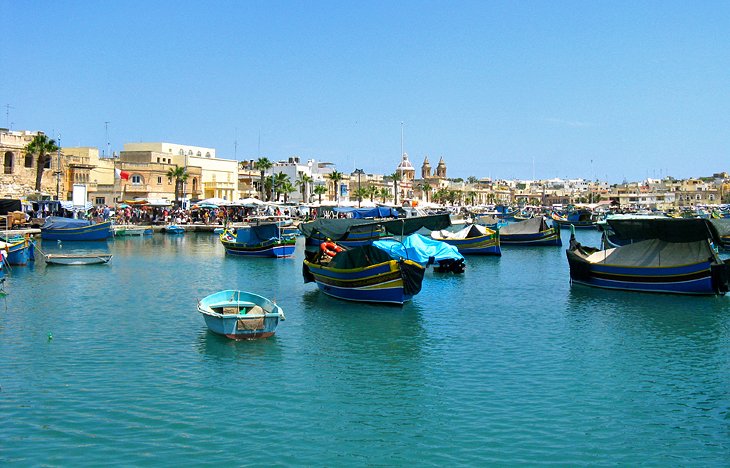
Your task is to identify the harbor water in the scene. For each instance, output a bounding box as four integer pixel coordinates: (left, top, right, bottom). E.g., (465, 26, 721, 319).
(1, 229, 729, 465)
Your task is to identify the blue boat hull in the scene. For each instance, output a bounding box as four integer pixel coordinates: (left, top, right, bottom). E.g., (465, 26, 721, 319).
(2, 238, 35, 265)
(222, 239, 296, 257)
(567, 252, 727, 295)
(197, 290, 284, 339)
(41, 221, 113, 241)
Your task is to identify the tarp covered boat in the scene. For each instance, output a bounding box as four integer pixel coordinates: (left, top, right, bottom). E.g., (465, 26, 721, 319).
(431, 224, 501, 255)
(303, 242, 426, 305)
(566, 218, 730, 295)
(220, 223, 295, 257)
(197, 290, 285, 339)
(40, 217, 113, 241)
(500, 216, 561, 246)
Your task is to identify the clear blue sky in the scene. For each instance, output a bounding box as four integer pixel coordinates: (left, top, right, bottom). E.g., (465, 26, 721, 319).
(3, 1, 728, 183)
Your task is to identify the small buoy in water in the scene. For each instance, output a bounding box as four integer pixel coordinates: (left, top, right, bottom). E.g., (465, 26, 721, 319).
(47, 332, 53, 340)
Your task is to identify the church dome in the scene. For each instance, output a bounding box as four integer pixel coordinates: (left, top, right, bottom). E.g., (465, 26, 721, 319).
(397, 153, 415, 171)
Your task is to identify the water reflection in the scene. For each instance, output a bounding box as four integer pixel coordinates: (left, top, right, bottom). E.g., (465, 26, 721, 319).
(194, 327, 284, 362)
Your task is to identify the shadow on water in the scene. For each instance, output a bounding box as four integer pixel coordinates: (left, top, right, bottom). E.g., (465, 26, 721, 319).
(194, 328, 284, 362)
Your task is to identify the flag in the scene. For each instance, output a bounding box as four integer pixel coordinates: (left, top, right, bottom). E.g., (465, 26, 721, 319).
(115, 169, 130, 180)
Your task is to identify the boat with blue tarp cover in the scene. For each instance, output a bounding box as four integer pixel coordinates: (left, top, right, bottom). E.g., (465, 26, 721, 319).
(220, 222, 295, 257)
(197, 289, 285, 339)
(40, 216, 113, 241)
(566, 218, 730, 295)
(431, 224, 501, 255)
(303, 240, 426, 305)
(164, 225, 185, 234)
(500, 216, 561, 246)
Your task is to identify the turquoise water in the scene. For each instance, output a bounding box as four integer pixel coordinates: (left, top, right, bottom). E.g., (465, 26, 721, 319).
(1, 230, 729, 465)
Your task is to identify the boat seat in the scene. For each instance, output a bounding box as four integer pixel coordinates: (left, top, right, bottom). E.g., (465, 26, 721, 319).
(221, 307, 242, 315)
(246, 305, 265, 316)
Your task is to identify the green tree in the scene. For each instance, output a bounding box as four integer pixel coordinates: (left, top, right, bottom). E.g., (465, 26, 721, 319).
(256, 157, 272, 200)
(379, 187, 390, 203)
(166, 166, 189, 207)
(272, 172, 290, 201)
(280, 181, 296, 203)
(467, 176, 478, 185)
(314, 184, 327, 204)
(420, 182, 432, 202)
(354, 187, 369, 204)
(328, 170, 344, 204)
(297, 173, 313, 203)
(367, 185, 378, 202)
(389, 172, 401, 205)
(25, 133, 59, 192)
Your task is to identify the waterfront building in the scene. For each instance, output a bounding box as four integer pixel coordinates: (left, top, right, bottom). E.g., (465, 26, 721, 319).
(0, 128, 59, 198)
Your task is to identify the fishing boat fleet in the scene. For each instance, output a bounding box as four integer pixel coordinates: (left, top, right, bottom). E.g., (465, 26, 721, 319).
(3, 204, 729, 341)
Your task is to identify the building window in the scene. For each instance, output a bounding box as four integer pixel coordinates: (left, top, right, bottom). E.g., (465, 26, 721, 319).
(157, 157, 160, 163)
(179, 149, 184, 155)
(95, 197, 105, 205)
(24, 153, 33, 168)
(188, 150, 193, 156)
(197, 151, 201, 156)
(131, 175, 142, 185)
(193, 178, 197, 192)
(4, 152, 14, 174)
(157, 176, 162, 184)
(44, 157, 51, 169)
(206, 152, 210, 157)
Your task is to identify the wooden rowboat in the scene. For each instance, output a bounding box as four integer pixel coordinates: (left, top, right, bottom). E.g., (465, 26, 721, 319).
(44, 253, 113, 265)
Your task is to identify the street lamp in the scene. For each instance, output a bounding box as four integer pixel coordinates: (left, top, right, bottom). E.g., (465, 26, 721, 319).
(354, 169, 365, 208)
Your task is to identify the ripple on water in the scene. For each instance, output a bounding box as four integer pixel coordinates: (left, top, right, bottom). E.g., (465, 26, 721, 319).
(1, 232, 729, 465)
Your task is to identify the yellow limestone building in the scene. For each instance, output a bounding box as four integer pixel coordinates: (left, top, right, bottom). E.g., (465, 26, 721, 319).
(122, 143, 239, 202)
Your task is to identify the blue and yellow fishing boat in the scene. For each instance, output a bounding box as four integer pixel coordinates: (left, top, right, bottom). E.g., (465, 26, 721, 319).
(551, 209, 597, 229)
(220, 223, 295, 258)
(40, 217, 113, 241)
(303, 243, 426, 305)
(499, 216, 561, 246)
(431, 224, 501, 255)
(566, 219, 730, 295)
(197, 289, 285, 339)
(0, 235, 35, 265)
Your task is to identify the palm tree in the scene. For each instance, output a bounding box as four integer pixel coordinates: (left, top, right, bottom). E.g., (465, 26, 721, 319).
(367, 185, 378, 202)
(256, 157, 272, 200)
(166, 166, 189, 206)
(354, 187, 369, 204)
(467, 176, 479, 185)
(281, 181, 296, 203)
(389, 172, 401, 205)
(25, 133, 59, 192)
(467, 191, 476, 206)
(297, 173, 313, 203)
(328, 170, 344, 204)
(421, 182, 432, 202)
(272, 172, 290, 201)
(313, 185, 327, 204)
(379, 187, 390, 203)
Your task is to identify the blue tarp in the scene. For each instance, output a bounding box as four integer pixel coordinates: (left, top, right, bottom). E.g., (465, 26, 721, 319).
(373, 233, 464, 266)
(41, 216, 91, 230)
(332, 206, 399, 219)
(232, 223, 281, 244)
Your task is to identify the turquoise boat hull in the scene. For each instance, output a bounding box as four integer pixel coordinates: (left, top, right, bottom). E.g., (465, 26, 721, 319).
(197, 289, 284, 339)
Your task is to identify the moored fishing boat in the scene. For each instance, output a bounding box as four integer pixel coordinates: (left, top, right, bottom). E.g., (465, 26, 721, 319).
(220, 223, 295, 257)
(197, 289, 285, 339)
(0, 235, 35, 265)
(566, 219, 730, 295)
(303, 242, 426, 304)
(551, 209, 598, 229)
(40, 217, 113, 241)
(431, 224, 501, 255)
(499, 216, 561, 246)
